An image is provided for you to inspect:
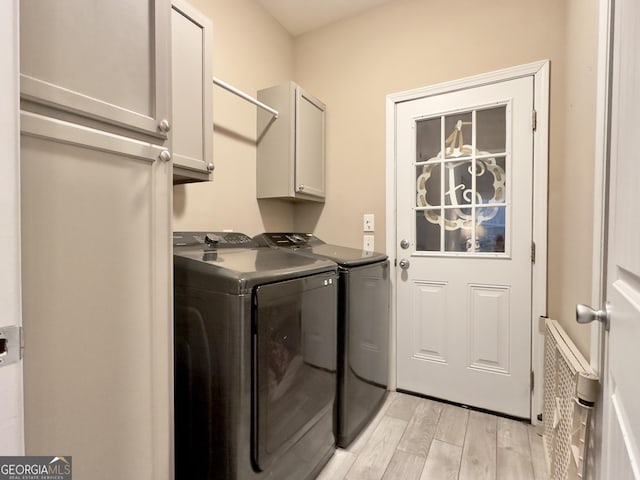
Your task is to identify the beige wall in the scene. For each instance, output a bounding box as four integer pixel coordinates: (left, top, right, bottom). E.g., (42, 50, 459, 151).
(172, 0, 296, 235)
(294, 0, 565, 248)
(173, 0, 600, 358)
(548, 0, 599, 356)
(293, 0, 598, 357)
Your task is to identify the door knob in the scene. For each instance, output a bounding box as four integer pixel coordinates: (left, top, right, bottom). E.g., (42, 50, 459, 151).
(576, 303, 610, 331)
(400, 239, 410, 249)
(398, 258, 410, 270)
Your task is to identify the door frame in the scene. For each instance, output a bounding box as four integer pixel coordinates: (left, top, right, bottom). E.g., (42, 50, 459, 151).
(385, 60, 550, 422)
(589, 0, 612, 377)
(0, 0, 24, 455)
(589, 0, 618, 477)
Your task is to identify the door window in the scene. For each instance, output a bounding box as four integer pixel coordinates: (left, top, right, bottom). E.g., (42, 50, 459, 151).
(415, 105, 509, 255)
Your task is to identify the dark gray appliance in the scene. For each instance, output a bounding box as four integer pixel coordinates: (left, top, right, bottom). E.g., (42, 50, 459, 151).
(254, 233, 389, 448)
(173, 232, 338, 480)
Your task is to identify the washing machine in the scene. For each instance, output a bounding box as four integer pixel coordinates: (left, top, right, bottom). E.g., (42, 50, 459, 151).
(254, 233, 389, 448)
(173, 231, 338, 480)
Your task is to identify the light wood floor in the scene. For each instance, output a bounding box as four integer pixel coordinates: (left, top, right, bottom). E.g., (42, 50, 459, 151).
(318, 391, 548, 480)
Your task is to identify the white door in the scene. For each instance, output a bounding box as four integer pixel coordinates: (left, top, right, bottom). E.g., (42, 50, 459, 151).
(395, 77, 534, 418)
(0, 0, 23, 456)
(599, 0, 640, 475)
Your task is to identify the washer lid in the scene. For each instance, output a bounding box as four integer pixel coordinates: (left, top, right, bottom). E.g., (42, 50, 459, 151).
(174, 241, 337, 294)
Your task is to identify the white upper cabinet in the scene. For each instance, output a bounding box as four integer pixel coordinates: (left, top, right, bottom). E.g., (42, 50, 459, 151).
(171, 0, 214, 183)
(257, 82, 326, 202)
(20, 0, 171, 140)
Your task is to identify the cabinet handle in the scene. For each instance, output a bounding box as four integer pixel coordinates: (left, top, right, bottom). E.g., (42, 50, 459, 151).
(298, 185, 305, 191)
(207, 163, 215, 172)
(159, 150, 171, 162)
(158, 119, 171, 133)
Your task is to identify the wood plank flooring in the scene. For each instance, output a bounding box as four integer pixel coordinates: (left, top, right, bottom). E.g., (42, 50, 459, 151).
(318, 392, 548, 480)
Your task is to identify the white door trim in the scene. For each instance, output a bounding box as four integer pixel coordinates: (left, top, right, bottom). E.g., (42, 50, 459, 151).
(590, 1, 614, 478)
(590, 0, 612, 379)
(0, 0, 24, 455)
(386, 60, 550, 422)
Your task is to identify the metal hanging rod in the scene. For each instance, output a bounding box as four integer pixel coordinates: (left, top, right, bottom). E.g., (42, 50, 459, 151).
(212, 77, 279, 118)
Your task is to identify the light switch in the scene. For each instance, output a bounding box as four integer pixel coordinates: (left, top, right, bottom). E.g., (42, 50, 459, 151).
(363, 214, 375, 232)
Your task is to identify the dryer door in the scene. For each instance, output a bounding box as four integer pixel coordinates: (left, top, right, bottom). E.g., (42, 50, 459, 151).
(252, 271, 337, 472)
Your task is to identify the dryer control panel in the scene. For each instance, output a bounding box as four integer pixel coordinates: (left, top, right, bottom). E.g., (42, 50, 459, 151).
(173, 231, 257, 248)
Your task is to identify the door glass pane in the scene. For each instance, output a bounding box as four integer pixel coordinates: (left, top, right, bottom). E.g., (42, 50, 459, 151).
(416, 210, 441, 251)
(477, 106, 506, 153)
(444, 208, 473, 252)
(477, 206, 506, 252)
(416, 117, 441, 161)
(444, 112, 473, 158)
(416, 164, 441, 207)
(414, 103, 509, 255)
(444, 160, 473, 206)
(476, 156, 507, 204)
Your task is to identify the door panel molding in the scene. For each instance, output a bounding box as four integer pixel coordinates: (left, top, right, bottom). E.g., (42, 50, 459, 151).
(386, 60, 549, 422)
(467, 284, 511, 374)
(411, 280, 448, 364)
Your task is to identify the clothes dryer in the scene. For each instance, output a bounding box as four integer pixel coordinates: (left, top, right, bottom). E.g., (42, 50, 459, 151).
(254, 233, 389, 448)
(173, 232, 338, 480)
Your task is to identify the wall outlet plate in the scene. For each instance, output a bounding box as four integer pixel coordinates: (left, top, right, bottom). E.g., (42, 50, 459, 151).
(363, 234, 374, 252)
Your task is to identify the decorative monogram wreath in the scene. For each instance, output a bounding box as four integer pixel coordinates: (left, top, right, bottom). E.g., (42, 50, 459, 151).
(416, 120, 505, 230)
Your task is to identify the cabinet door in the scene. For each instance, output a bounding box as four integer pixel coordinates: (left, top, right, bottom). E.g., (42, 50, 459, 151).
(20, 112, 173, 480)
(171, 0, 213, 183)
(295, 88, 326, 199)
(20, 0, 170, 139)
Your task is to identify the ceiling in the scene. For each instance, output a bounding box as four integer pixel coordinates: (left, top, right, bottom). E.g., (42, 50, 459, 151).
(255, 0, 396, 36)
